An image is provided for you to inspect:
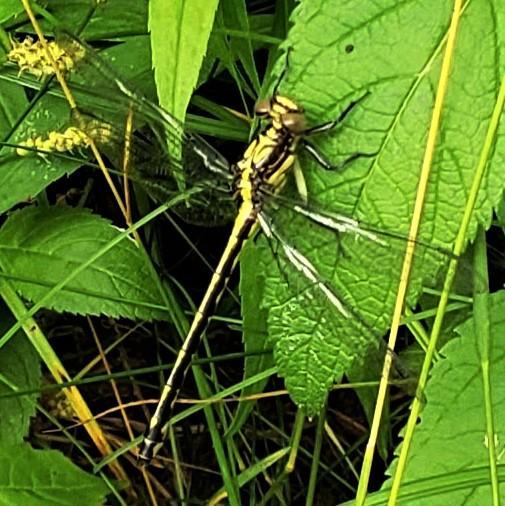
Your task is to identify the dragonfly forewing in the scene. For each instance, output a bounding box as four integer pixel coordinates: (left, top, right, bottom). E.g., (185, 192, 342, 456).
(55, 30, 233, 180)
(4, 32, 238, 226)
(254, 190, 455, 413)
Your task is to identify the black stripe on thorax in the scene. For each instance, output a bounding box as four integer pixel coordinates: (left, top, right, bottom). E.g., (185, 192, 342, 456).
(254, 125, 297, 180)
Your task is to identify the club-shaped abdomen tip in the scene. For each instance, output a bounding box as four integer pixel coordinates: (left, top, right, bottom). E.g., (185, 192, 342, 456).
(137, 437, 159, 466)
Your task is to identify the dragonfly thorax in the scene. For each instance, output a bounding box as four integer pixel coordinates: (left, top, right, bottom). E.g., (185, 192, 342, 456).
(234, 95, 306, 209)
(254, 95, 307, 135)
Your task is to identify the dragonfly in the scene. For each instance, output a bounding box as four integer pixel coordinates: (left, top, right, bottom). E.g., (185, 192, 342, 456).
(3, 30, 453, 465)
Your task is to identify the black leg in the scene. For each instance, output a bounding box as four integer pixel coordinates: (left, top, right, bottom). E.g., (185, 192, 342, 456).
(272, 47, 292, 96)
(304, 90, 371, 135)
(302, 141, 334, 170)
(302, 139, 376, 171)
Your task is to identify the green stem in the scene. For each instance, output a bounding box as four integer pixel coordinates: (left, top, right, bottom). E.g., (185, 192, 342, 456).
(306, 403, 326, 505)
(387, 74, 505, 503)
(473, 227, 500, 505)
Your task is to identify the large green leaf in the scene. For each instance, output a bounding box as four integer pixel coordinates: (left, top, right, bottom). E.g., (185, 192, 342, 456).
(0, 444, 108, 506)
(0, 73, 27, 140)
(376, 291, 505, 505)
(243, 0, 505, 413)
(0, 35, 154, 215)
(42, 0, 148, 39)
(226, 241, 274, 439)
(219, 0, 261, 95)
(0, 206, 168, 321)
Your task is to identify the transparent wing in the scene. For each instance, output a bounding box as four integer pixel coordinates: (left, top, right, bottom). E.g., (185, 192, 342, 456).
(252, 187, 456, 414)
(5, 30, 238, 226)
(56, 29, 233, 178)
(60, 29, 241, 226)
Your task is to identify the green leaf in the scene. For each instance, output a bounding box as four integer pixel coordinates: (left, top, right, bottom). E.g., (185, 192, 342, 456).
(0, 1, 24, 24)
(0, 206, 168, 321)
(0, 36, 155, 215)
(42, 0, 148, 39)
(220, 0, 261, 94)
(496, 194, 505, 229)
(0, 310, 40, 444)
(0, 79, 27, 140)
(243, 0, 505, 413)
(88, 36, 155, 97)
(0, 444, 108, 506)
(379, 291, 505, 504)
(0, 94, 81, 214)
(149, 0, 220, 121)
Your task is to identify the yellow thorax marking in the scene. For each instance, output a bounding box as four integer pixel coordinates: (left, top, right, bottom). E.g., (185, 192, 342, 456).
(275, 95, 298, 110)
(252, 136, 276, 164)
(266, 127, 279, 140)
(236, 95, 306, 205)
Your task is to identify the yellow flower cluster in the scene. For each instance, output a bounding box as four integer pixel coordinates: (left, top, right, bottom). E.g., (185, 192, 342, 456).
(8, 36, 78, 79)
(44, 388, 75, 421)
(16, 126, 91, 156)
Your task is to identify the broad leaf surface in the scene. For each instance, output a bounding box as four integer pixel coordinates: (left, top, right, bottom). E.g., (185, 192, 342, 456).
(377, 291, 505, 505)
(0, 96, 80, 214)
(243, 0, 505, 413)
(219, 0, 261, 95)
(227, 242, 273, 438)
(0, 1, 23, 24)
(0, 444, 108, 506)
(0, 67, 27, 139)
(0, 206, 168, 321)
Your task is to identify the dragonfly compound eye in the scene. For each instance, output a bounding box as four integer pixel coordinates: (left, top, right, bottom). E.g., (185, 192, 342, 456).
(281, 112, 306, 134)
(254, 99, 272, 117)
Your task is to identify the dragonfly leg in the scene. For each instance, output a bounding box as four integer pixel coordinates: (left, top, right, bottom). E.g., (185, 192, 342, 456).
(304, 90, 371, 135)
(272, 47, 293, 96)
(302, 140, 377, 171)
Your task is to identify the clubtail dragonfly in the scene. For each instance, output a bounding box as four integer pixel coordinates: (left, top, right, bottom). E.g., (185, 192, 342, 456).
(3, 30, 453, 465)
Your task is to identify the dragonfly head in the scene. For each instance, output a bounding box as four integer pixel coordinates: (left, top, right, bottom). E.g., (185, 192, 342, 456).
(254, 96, 307, 135)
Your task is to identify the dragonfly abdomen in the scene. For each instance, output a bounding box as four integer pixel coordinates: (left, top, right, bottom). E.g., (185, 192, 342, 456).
(141, 95, 310, 464)
(139, 204, 257, 463)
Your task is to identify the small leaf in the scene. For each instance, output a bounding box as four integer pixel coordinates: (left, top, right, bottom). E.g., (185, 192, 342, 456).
(0, 79, 27, 140)
(0, 444, 108, 506)
(0, 206, 168, 321)
(0, 37, 156, 215)
(0, 309, 40, 444)
(149, 0, 220, 121)
(0, 1, 24, 24)
(0, 93, 83, 215)
(227, 242, 274, 438)
(47, 0, 148, 39)
(219, 0, 261, 94)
